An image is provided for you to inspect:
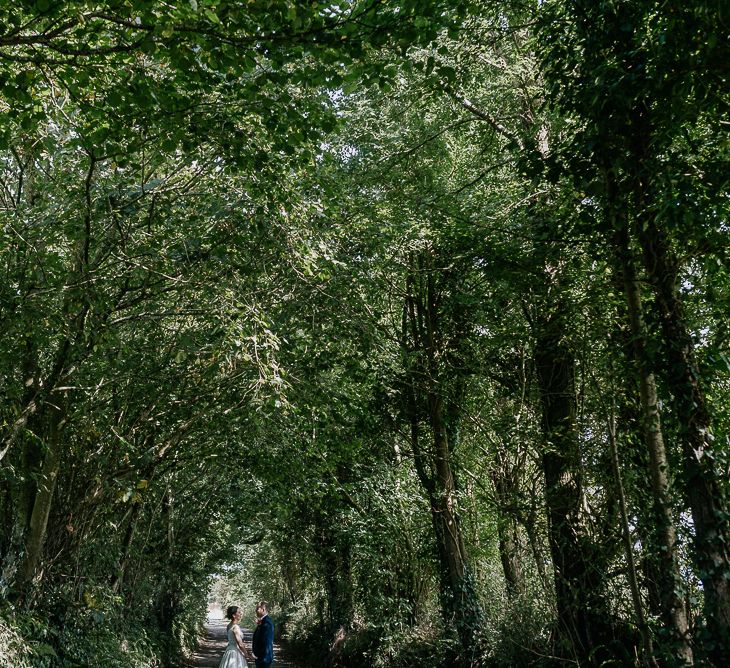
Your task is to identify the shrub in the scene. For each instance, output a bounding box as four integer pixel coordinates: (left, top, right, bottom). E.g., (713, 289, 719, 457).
(0, 611, 33, 668)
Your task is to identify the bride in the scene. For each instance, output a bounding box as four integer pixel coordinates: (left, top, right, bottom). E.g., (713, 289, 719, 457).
(218, 605, 250, 668)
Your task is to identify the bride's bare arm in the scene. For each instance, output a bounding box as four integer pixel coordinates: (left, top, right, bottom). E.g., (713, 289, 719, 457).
(233, 625, 248, 654)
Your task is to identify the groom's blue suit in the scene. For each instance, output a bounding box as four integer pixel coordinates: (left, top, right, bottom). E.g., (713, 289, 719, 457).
(252, 614, 274, 668)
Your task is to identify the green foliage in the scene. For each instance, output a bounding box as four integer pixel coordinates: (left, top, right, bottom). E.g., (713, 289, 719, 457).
(1, 598, 164, 668)
(1, 0, 728, 666)
(0, 610, 32, 668)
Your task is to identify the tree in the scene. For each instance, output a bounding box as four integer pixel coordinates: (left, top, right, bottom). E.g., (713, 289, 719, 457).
(538, 0, 730, 661)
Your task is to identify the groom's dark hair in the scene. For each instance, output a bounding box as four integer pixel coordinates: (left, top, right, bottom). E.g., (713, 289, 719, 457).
(258, 600, 269, 612)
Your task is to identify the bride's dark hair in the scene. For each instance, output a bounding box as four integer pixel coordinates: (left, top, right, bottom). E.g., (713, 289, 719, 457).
(226, 605, 240, 620)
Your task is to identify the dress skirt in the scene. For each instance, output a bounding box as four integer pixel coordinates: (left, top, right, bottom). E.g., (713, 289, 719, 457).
(218, 644, 248, 668)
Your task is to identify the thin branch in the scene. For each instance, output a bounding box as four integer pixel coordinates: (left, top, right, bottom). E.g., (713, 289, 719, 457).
(441, 82, 524, 150)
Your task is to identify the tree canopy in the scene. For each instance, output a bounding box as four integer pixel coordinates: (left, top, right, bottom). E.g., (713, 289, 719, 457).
(1, 1, 728, 667)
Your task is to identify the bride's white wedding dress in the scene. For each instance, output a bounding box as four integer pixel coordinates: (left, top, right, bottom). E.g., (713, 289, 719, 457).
(218, 624, 248, 668)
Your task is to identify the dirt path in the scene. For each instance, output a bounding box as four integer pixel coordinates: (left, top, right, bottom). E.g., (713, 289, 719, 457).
(188, 617, 303, 668)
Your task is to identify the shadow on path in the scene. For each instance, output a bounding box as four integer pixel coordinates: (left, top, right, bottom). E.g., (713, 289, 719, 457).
(188, 618, 304, 668)
(187, 618, 228, 668)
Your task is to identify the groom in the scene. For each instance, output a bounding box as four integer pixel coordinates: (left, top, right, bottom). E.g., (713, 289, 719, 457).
(251, 600, 274, 668)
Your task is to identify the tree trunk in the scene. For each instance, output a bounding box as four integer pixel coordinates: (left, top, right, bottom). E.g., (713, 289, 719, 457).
(402, 249, 484, 666)
(429, 391, 484, 665)
(111, 501, 142, 594)
(321, 537, 354, 635)
(0, 336, 45, 596)
(612, 223, 692, 664)
(521, 510, 550, 595)
(637, 219, 730, 664)
(496, 517, 522, 599)
(0, 436, 41, 597)
(18, 403, 64, 594)
(490, 472, 524, 598)
(157, 588, 182, 668)
(533, 294, 602, 664)
(605, 394, 658, 668)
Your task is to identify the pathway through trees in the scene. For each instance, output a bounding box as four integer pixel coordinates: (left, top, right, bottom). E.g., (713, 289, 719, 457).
(188, 618, 303, 668)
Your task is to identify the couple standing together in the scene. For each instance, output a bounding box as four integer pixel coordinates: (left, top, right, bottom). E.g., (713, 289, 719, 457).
(219, 601, 274, 668)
